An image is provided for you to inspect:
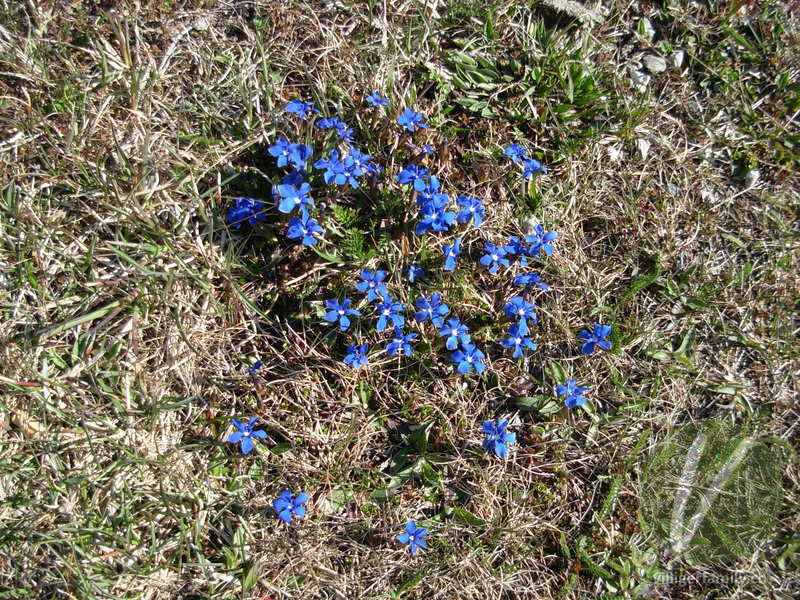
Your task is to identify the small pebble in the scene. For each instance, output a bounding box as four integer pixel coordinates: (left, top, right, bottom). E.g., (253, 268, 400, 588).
(643, 54, 668, 73)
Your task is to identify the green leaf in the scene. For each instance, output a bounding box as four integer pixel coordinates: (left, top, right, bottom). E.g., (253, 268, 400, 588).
(451, 506, 486, 526)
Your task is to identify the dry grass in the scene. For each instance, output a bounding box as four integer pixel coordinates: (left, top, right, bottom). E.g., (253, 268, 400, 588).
(0, 1, 798, 599)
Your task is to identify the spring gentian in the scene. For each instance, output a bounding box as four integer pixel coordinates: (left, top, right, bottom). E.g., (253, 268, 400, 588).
(397, 108, 429, 132)
(268, 137, 292, 166)
(273, 490, 309, 523)
(500, 324, 537, 358)
(578, 323, 612, 355)
(414, 293, 450, 327)
(225, 197, 267, 228)
(556, 379, 590, 408)
(286, 210, 323, 246)
(451, 343, 486, 374)
(522, 158, 548, 178)
(343, 343, 369, 368)
(397, 164, 430, 190)
(397, 521, 427, 555)
(438, 318, 470, 350)
(374, 297, 405, 332)
(504, 236, 528, 266)
(356, 269, 389, 301)
(503, 143, 529, 163)
(284, 99, 318, 119)
(277, 182, 313, 214)
(316, 117, 353, 142)
(503, 296, 538, 335)
(416, 199, 455, 234)
(482, 419, 516, 458)
(442, 237, 462, 271)
(287, 143, 313, 170)
(513, 272, 550, 291)
(420, 144, 435, 155)
(323, 298, 361, 331)
(525, 225, 558, 257)
(479, 242, 510, 274)
(386, 327, 417, 356)
(455, 195, 485, 227)
(407, 264, 424, 282)
(227, 418, 268, 454)
(247, 360, 263, 376)
(366, 92, 389, 107)
(314, 150, 348, 185)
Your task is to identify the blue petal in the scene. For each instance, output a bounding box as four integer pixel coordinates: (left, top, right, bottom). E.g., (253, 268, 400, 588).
(397, 532, 410, 544)
(294, 492, 309, 505)
(278, 508, 294, 523)
(227, 431, 244, 443)
(241, 436, 254, 454)
(293, 506, 306, 518)
(252, 429, 268, 439)
(406, 521, 417, 534)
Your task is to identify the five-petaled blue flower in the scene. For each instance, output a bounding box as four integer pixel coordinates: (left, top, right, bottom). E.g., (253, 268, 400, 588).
(451, 342, 486, 374)
(397, 164, 430, 190)
(479, 242, 510, 274)
(443, 237, 462, 271)
(456, 195, 485, 227)
(556, 379, 590, 408)
(227, 418, 268, 454)
(317, 116, 354, 142)
(273, 490, 309, 523)
(416, 196, 455, 234)
(407, 264, 424, 282)
(225, 197, 267, 228)
(374, 297, 405, 332)
(503, 143, 529, 163)
(578, 323, 612, 355)
(356, 269, 389, 301)
(366, 92, 389, 107)
(503, 296, 538, 335)
(522, 158, 548, 178)
(500, 324, 537, 358)
(314, 150, 361, 188)
(482, 419, 516, 458)
(504, 235, 529, 266)
(397, 521, 428, 554)
(386, 327, 417, 356)
(415, 293, 450, 328)
(513, 272, 550, 291)
(438, 318, 470, 351)
(397, 108, 429, 132)
(247, 360, 263, 376)
(277, 182, 313, 214)
(286, 209, 323, 246)
(323, 298, 361, 331)
(284, 99, 319, 119)
(526, 225, 558, 257)
(344, 343, 369, 368)
(269, 138, 313, 170)
(420, 144, 435, 155)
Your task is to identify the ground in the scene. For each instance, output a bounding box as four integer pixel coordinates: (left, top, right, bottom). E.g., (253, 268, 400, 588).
(0, 1, 798, 599)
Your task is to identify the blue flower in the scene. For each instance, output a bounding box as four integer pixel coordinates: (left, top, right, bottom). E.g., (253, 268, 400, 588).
(225, 197, 267, 228)
(286, 209, 323, 246)
(344, 343, 369, 368)
(317, 117, 353, 141)
(482, 419, 516, 458)
(578, 323, 612, 355)
(503, 143, 529, 163)
(277, 182, 313, 214)
(227, 418, 268, 454)
(323, 298, 361, 331)
(247, 360, 264, 376)
(397, 521, 427, 555)
(355, 269, 389, 301)
(455, 195, 485, 227)
(416, 198, 455, 235)
(284, 99, 319, 119)
(438, 318, 470, 351)
(397, 164, 430, 190)
(397, 108, 429, 132)
(451, 342, 486, 374)
(268, 138, 313, 170)
(366, 92, 389, 107)
(504, 236, 528, 266)
(525, 225, 558, 257)
(442, 237, 462, 271)
(273, 490, 309, 523)
(503, 296, 538, 335)
(500, 324, 537, 358)
(414, 293, 450, 327)
(479, 242, 510, 274)
(268, 137, 292, 166)
(407, 264, 424, 282)
(513, 272, 550, 291)
(556, 379, 590, 408)
(386, 327, 417, 356)
(374, 297, 405, 332)
(522, 158, 548, 178)
(420, 144, 435, 155)
(282, 170, 305, 186)
(314, 150, 361, 188)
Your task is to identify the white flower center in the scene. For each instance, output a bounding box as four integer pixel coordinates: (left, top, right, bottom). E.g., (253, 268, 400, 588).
(491, 254, 498, 261)
(470, 206, 475, 212)
(243, 432, 250, 437)
(515, 338, 522, 344)
(338, 310, 344, 315)
(383, 309, 390, 316)
(467, 356, 473, 362)
(451, 329, 458, 336)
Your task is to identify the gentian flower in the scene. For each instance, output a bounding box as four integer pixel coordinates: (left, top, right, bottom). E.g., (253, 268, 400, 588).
(438, 318, 470, 350)
(420, 144, 435, 155)
(455, 195, 485, 227)
(343, 343, 369, 368)
(355, 269, 389, 301)
(504, 236, 528, 266)
(414, 293, 450, 327)
(374, 297, 405, 332)
(272, 490, 309, 523)
(513, 272, 550, 291)
(407, 264, 424, 282)
(500, 324, 537, 358)
(282, 170, 305, 186)
(416, 198, 455, 234)
(247, 360, 263, 376)
(556, 379, 590, 408)
(525, 225, 558, 257)
(284, 99, 318, 119)
(288, 143, 313, 170)
(386, 327, 417, 356)
(317, 117, 354, 142)
(578, 323, 613, 355)
(482, 419, 516, 458)
(397, 108, 429, 132)
(314, 150, 348, 185)
(503, 296, 538, 335)
(366, 92, 389, 107)
(442, 237, 462, 271)
(397, 521, 427, 555)
(225, 197, 267, 228)
(397, 164, 430, 190)
(268, 137, 292, 167)
(227, 417, 268, 454)
(323, 298, 361, 331)
(503, 143, 529, 163)
(451, 342, 486, 374)
(286, 209, 323, 246)
(479, 242, 510, 274)
(522, 158, 548, 178)
(277, 182, 313, 214)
